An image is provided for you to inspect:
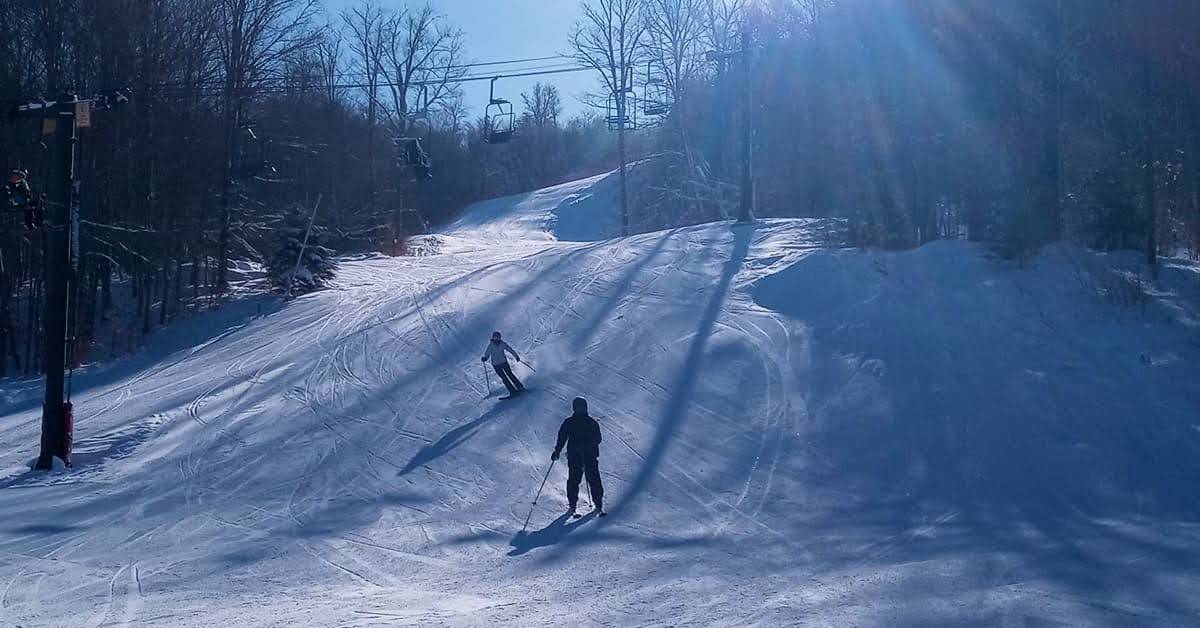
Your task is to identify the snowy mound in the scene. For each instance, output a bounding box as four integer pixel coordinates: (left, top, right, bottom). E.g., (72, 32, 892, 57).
(752, 241, 1200, 518)
(443, 171, 621, 243)
(2, 171, 1199, 626)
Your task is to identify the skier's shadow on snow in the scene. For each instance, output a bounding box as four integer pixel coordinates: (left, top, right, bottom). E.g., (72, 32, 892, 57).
(397, 402, 507, 477)
(507, 512, 596, 556)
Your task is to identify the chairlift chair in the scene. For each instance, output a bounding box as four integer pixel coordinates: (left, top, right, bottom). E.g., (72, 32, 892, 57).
(232, 124, 271, 177)
(405, 85, 433, 137)
(643, 61, 672, 117)
(485, 77, 515, 144)
(605, 88, 638, 132)
(393, 87, 434, 179)
(393, 136, 432, 179)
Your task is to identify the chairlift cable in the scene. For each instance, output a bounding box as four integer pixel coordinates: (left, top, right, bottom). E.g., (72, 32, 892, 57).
(138, 64, 591, 100)
(124, 55, 578, 93)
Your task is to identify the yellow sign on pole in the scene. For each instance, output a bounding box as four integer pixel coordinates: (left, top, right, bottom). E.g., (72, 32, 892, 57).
(75, 101, 91, 129)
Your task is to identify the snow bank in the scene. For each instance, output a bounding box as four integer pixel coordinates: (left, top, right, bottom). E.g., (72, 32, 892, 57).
(752, 240, 1200, 518)
(444, 171, 621, 243)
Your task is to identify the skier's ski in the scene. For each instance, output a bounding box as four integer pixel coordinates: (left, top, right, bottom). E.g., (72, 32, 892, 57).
(498, 388, 529, 401)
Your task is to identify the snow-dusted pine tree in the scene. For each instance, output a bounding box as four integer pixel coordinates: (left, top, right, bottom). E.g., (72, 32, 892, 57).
(268, 206, 338, 294)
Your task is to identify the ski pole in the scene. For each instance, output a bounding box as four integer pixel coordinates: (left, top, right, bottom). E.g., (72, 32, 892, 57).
(518, 360, 536, 373)
(483, 361, 492, 398)
(520, 460, 555, 533)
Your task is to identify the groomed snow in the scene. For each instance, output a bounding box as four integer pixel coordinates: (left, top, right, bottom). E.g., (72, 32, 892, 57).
(1, 172, 1198, 626)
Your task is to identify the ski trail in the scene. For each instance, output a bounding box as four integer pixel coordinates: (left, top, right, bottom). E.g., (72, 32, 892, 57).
(1, 568, 23, 623)
(710, 317, 788, 527)
(116, 562, 145, 628)
(298, 540, 383, 588)
(85, 563, 129, 628)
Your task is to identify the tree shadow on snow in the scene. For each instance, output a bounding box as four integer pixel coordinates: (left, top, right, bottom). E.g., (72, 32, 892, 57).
(606, 223, 756, 521)
(0, 294, 282, 418)
(571, 229, 675, 352)
(7, 523, 84, 535)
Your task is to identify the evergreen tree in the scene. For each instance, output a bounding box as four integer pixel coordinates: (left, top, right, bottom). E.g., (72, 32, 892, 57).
(268, 206, 338, 295)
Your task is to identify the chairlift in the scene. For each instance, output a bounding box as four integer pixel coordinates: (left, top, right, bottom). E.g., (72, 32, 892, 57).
(484, 77, 515, 144)
(405, 85, 433, 136)
(232, 124, 272, 177)
(393, 86, 434, 179)
(643, 61, 672, 117)
(605, 87, 638, 132)
(393, 136, 432, 179)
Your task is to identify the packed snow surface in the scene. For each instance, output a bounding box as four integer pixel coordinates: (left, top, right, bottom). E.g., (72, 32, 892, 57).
(2, 172, 1199, 626)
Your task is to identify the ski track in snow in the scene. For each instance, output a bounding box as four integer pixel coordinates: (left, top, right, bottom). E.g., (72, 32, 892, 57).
(2, 173, 1200, 626)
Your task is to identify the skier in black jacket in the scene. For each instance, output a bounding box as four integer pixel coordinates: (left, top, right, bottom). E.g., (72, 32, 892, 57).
(551, 397, 605, 516)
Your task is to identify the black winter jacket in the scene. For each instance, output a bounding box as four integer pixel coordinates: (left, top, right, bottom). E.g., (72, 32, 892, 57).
(554, 413, 601, 460)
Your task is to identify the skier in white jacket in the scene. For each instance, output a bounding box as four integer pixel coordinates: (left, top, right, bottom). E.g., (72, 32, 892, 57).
(482, 331, 525, 395)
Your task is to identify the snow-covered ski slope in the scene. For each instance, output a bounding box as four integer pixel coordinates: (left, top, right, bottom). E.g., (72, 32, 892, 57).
(2, 172, 1200, 627)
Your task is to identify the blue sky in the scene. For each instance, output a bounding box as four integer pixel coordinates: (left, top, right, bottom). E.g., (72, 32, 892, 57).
(326, 0, 596, 119)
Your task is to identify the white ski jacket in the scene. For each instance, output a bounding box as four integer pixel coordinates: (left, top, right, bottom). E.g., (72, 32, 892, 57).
(483, 340, 519, 366)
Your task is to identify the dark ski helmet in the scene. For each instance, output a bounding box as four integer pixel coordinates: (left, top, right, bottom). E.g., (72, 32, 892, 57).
(572, 397, 588, 414)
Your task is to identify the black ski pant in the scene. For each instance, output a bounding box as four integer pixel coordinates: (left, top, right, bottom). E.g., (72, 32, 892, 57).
(566, 456, 603, 510)
(493, 361, 523, 393)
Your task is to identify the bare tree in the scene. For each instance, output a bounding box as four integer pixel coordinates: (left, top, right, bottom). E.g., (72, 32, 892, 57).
(699, 0, 743, 64)
(519, 83, 565, 189)
(698, 0, 743, 183)
(644, 0, 704, 122)
(790, 0, 831, 36)
(371, 4, 465, 253)
(522, 82, 562, 129)
(438, 93, 470, 136)
(379, 5, 466, 128)
(315, 23, 342, 106)
(572, 0, 646, 236)
(341, 1, 387, 210)
(0, 1, 36, 96)
(644, 0, 707, 217)
(214, 0, 320, 293)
